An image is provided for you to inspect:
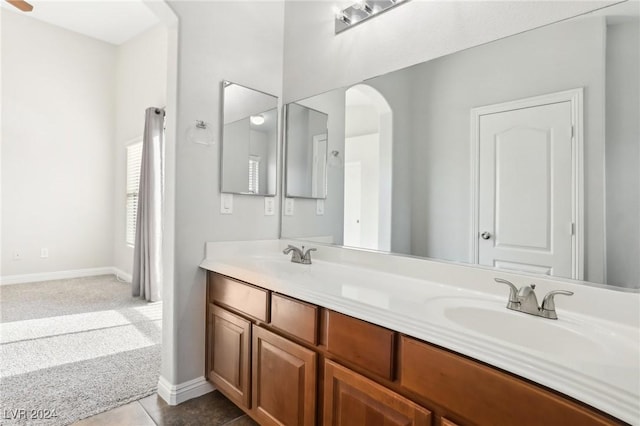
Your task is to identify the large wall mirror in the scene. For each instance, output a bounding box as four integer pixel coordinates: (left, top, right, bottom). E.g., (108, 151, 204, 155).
(221, 81, 278, 195)
(285, 102, 329, 198)
(280, 2, 639, 290)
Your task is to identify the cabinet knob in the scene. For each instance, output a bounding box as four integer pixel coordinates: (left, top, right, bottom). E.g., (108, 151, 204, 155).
(481, 231, 491, 240)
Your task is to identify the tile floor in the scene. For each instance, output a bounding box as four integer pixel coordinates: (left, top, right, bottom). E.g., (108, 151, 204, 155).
(73, 391, 258, 426)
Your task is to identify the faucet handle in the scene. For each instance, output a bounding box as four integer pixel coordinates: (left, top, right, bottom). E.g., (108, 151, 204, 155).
(541, 290, 574, 319)
(541, 290, 574, 312)
(495, 278, 520, 308)
(301, 246, 317, 264)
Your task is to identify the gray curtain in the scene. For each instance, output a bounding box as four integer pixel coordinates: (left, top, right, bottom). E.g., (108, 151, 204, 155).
(132, 107, 164, 302)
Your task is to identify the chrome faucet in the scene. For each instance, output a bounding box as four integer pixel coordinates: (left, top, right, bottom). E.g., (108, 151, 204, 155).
(283, 244, 316, 265)
(495, 278, 573, 320)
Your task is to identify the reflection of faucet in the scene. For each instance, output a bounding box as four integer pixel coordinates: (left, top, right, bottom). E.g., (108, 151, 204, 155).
(495, 278, 573, 320)
(283, 245, 316, 264)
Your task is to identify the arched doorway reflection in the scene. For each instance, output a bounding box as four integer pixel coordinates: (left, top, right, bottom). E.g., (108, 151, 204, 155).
(343, 84, 393, 251)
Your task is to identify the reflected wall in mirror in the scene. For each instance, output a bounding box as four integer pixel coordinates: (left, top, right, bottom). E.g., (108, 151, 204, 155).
(221, 81, 278, 195)
(285, 103, 329, 199)
(280, 2, 639, 290)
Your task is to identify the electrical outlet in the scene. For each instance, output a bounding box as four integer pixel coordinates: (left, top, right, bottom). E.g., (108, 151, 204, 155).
(12, 250, 22, 261)
(264, 197, 275, 216)
(40, 248, 49, 258)
(284, 198, 294, 216)
(220, 193, 233, 214)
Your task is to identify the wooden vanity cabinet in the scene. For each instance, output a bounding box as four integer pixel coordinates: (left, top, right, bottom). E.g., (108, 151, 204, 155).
(206, 272, 621, 426)
(207, 273, 319, 425)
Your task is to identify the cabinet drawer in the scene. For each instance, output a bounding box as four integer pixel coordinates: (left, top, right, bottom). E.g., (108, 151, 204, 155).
(271, 293, 319, 345)
(399, 336, 617, 426)
(209, 273, 269, 322)
(324, 310, 395, 380)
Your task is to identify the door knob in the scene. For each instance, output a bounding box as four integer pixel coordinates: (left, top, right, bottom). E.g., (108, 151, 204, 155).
(481, 231, 491, 240)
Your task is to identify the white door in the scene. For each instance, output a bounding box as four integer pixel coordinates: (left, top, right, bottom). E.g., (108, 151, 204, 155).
(344, 162, 362, 247)
(478, 101, 574, 278)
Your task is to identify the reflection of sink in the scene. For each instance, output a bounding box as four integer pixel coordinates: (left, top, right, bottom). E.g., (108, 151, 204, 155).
(426, 297, 609, 359)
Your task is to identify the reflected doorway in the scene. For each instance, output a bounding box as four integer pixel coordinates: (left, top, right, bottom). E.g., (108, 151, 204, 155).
(343, 84, 393, 251)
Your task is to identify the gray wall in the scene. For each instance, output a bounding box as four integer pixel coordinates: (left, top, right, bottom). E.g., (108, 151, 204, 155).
(605, 18, 640, 287)
(406, 16, 607, 283)
(282, 1, 615, 103)
(1, 11, 116, 278)
(167, 0, 284, 385)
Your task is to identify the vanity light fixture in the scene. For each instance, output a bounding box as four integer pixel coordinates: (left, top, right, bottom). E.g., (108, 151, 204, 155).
(187, 120, 215, 146)
(335, 0, 408, 34)
(250, 114, 265, 126)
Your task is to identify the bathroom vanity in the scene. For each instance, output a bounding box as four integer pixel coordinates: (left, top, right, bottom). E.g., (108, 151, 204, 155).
(200, 241, 639, 426)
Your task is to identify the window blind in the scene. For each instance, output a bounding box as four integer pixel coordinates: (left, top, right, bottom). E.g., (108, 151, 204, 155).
(249, 156, 260, 194)
(126, 142, 143, 246)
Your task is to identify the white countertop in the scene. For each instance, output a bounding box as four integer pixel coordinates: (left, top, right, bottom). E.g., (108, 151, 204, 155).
(200, 240, 640, 424)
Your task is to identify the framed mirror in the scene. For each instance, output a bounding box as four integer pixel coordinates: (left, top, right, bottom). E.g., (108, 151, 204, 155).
(284, 102, 329, 199)
(221, 81, 278, 195)
(280, 2, 639, 290)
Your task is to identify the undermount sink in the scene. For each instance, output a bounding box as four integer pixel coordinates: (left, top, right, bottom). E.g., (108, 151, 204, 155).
(425, 297, 614, 359)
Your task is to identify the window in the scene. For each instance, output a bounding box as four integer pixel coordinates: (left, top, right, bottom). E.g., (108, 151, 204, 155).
(126, 142, 143, 246)
(249, 156, 260, 194)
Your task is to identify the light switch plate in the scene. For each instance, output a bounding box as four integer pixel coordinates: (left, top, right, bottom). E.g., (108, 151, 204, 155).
(284, 198, 294, 216)
(220, 193, 233, 214)
(316, 199, 325, 215)
(264, 197, 275, 216)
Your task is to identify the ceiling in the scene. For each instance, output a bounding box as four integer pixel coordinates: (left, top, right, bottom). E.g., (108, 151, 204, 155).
(1, 0, 161, 45)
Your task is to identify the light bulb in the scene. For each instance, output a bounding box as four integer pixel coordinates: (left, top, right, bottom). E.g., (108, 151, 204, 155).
(334, 6, 351, 24)
(250, 115, 265, 126)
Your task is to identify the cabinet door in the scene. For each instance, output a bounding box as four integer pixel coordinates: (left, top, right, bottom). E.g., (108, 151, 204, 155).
(252, 326, 317, 426)
(208, 304, 251, 408)
(324, 359, 432, 426)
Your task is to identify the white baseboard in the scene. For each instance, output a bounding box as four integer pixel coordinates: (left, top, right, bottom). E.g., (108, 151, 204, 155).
(0, 267, 132, 286)
(157, 376, 215, 406)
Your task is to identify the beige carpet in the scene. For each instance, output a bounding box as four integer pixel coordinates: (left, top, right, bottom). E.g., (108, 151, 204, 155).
(0, 275, 162, 425)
